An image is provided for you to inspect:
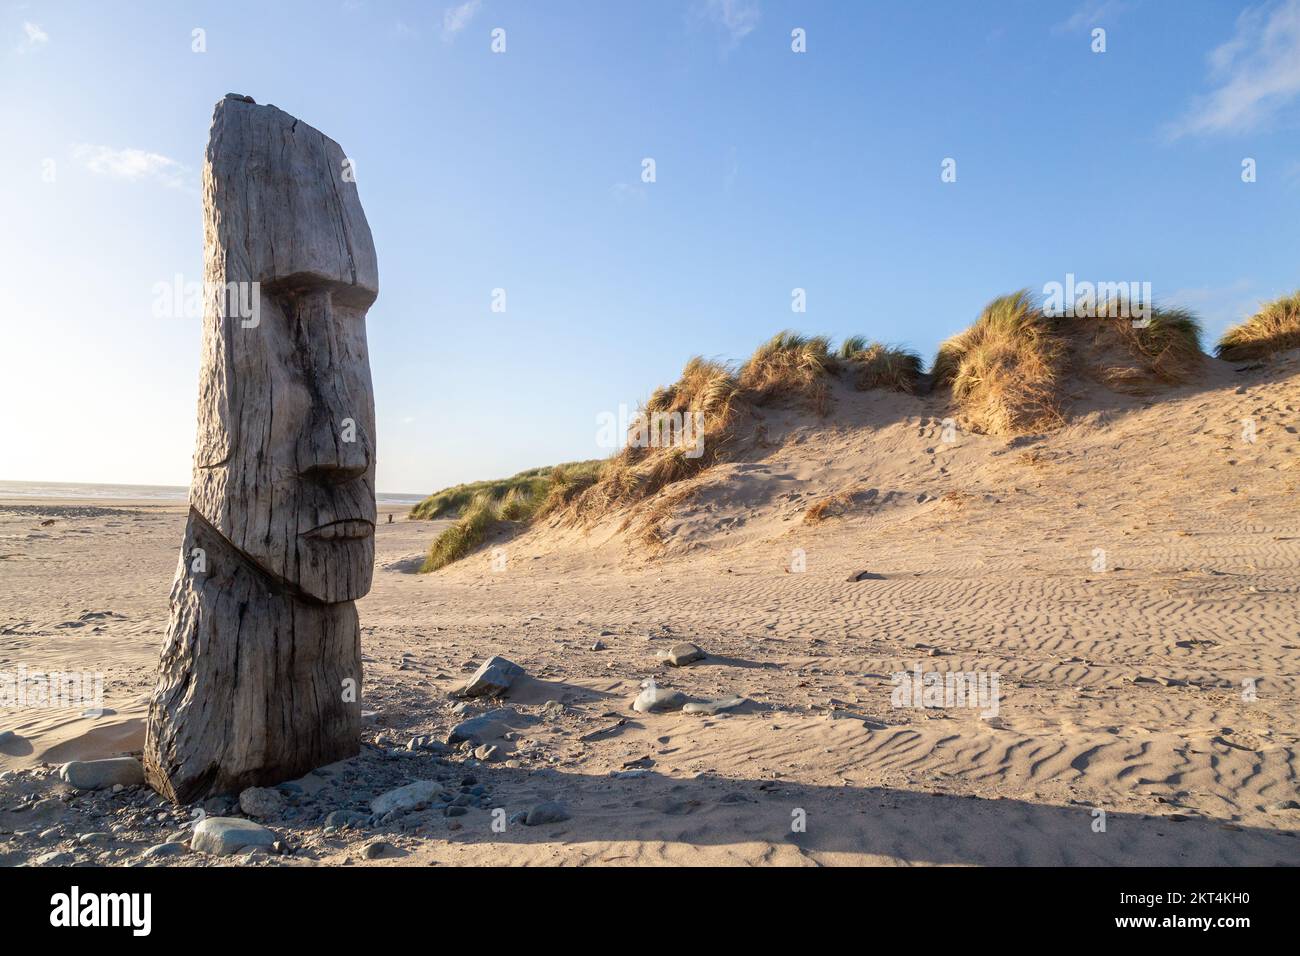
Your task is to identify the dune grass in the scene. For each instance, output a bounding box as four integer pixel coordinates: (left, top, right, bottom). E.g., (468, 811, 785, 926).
(416, 460, 603, 571)
(420, 493, 499, 572)
(574, 357, 743, 516)
(409, 461, 599, 520)
(932, 290, 1065, 435)
(739, 331, 838, 414)
(838, 340, 924, 393)
(1216, 292, 1300, 362)
(569, 333, 927, 522)
(933, 290, 1207, 433)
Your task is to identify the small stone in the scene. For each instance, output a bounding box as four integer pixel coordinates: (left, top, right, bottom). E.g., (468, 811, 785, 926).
(191, 817, 278, 856)
(238, 786, 285, 819)
(682, 695, 746, 716)
(33, 851, 76, 866)
(633, 680, 687, 714)
(846, 570, 886, 582)
(77, 832, 111, 846)
(406, 735, 448, 753)
(524, 801, 571, 826)
(656, 642, 705, 667)
(202, 795, 236, 817)
(362, 840, 390, 859)
(456, 655, 524, 698)
(445, 805, 468, 817)
(369, 780, 444, 816)
(448, 707, 523, 745)
(473, 744, 500, 762)
(143, 842, 188, 859)
(58, 757, 144, 791)
(324, 809, 369, 829)
(591, 640, 606, 651)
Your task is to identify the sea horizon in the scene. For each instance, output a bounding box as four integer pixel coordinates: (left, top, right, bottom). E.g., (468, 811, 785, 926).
(0, 479, 426, 505)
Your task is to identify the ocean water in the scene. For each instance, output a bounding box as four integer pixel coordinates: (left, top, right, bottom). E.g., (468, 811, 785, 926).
(0, 480, 425, 506)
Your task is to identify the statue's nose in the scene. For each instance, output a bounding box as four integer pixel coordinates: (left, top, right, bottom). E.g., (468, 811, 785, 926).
(289, 288, 371, 485)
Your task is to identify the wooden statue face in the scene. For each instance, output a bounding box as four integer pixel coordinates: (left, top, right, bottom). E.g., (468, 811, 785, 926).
(190, 280, 377, 604)
(189, 98, 379, 604)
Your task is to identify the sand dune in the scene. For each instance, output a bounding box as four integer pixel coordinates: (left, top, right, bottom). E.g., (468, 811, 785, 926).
(1, 353, 1297, 866)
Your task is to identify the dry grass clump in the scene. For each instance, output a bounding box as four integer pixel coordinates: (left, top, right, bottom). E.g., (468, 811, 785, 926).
(1075, 296, 1203, 391)
(838, 338, 923, 393)
(421, 493, 498, 572)
(573, 357, 744, 516)
(409, 460, 598, 520)
(738, 332, 838, 414)
(418, 460, 604, 570)
(932, 291, 1066, 435)
(572, 332, 925, 524)
(533, 460, 603, 520)
(803, 491, 854, 524)
(1216, 292, 1300, 362)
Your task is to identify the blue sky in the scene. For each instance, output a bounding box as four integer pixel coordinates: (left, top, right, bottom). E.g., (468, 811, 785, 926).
(2, 0, 1299, 493)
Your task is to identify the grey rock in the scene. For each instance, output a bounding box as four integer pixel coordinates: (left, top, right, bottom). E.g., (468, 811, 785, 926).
(406, 735, 448, 753)
(524, 801, 571, 826)
(456, 655, 524, 698)
(632, 680, 687, 714)
(682, 695, 747, 715)
(76, 832, 111, 846)
(202, 796, 236, 817)
(473, 744, 500, 762)
(58, 757, 144, 791)
(324, 809, 369, 829)
(238, 786, 285, 819)
(143, 842, 188, 859)
(369, 780, 444, 816)
(448, 707, 528, 745)
(191, 817, 278, 856)
(33, 851, 76, 866)
(656, 642, 705, 667)
(362, 840, 390, 859)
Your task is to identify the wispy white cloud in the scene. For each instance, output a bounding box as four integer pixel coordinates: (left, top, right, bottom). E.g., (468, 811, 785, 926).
(700, 0, 760, 49)
(72, 144, 192, 191)
(442, 0, 482, 41)
(1168, 0, 1300, 138)
(1053, 0, 1128, 35)
(18, 20, 49, 52)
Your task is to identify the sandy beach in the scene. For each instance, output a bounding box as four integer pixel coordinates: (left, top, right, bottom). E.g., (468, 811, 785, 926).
(3, 348, 1297, 867)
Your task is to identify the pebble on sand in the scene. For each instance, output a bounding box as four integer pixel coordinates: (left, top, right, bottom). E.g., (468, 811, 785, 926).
(632, 680, 687, 714)
(369, 780, 444, 816)
(58, 757, 145, 791)
(191, 817, 278, 856)
(681, 695, 746, 715)
(456, 655, 524, 698)
(143, 842, 188, 859)
(524, 801, 571, 826)
(655, 642, 706, 667)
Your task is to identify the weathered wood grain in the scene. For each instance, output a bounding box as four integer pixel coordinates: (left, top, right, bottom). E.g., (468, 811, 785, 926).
(145, 95, 377, 804)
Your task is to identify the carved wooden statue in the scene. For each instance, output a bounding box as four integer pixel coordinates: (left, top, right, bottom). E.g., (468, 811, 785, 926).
(144, 95, 378, 804)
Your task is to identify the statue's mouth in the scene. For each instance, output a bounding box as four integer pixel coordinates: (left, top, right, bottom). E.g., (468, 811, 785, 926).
(303, 519, 374, 541)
